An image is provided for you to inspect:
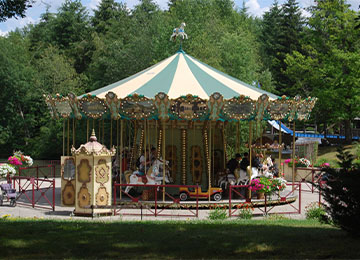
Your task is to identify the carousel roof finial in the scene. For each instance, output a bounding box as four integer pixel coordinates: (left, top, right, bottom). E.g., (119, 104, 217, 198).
(89, 129, 97, 142)
(170, 22, 188, 52)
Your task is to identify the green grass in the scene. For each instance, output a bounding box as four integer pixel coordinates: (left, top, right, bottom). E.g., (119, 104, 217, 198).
(317, 145, 356, 167)
(0, 218, 359, 259)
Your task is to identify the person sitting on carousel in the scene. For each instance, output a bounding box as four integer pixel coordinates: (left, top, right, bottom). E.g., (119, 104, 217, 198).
(226, 153, 242, 176)
(137, 149, 152, 182)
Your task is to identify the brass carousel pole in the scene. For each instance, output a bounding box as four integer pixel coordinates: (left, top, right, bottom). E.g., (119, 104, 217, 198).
(72, 118, 75, 148)
(86, 119, 89, 142)
(120, 119, 123, 200)
(144, 119, 147, 175)
(181, 129, 187, 185)
(223, 122, 227, 169)
(162, 121, 166, 202)
(62, 119, 65, 156)
(208, 121, 212, 202)
(102, 119, 104, 145)
(67, 118, 70, 155)
(292, 121, 296, 189)
(236, 121, 239, 153)
(279, 121, 282, 171)
(110, 119, 113, 148)
(248, 121, 252, 199)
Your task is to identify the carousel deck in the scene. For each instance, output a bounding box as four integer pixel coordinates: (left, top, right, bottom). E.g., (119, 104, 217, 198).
(115, 194, 297, 209)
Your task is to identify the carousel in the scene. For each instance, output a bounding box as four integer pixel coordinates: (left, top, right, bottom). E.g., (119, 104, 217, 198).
(44, 24, 316, 211)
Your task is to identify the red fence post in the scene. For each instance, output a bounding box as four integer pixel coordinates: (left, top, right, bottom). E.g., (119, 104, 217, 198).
(229, 185, 232, 217)
(36, 166, 39, 190)
(299, 182, 302, 214)
(32, 178, 35, 208)
(52, 179, 55, 211)
(113, 184, 117, 215)
(155, 185, 158, 217)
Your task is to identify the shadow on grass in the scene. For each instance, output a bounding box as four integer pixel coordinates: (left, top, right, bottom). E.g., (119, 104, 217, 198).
(0, 219, 359, 259)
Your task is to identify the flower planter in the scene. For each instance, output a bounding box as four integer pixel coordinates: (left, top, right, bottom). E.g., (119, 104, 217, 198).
(257, 192, 265, 199)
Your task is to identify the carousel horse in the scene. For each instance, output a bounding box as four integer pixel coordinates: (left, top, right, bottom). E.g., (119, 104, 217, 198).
(170, 22, 188, 42)
(217, 168, 250, 190)
(124, 158, 172, 194)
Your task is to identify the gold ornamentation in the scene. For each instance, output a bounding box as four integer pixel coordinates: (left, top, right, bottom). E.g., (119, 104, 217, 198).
(208, 92, 224, 121)
(79, 94, 107, 119)
(95, 187, 109, 206)
(181, 129, 187, 185)
(223, 96, 255, 120)
(78, 159, 91, 183)
(190, 146, 202, 184)
(62, 181, 75, 206)
(154, 92, 170, 120)
(120, 94, 155, 120)
(68, 92, 82, 120)
(105, 92, 121, 120)
(171, 95, 207, 120)
(78, 185, 91, 208)
(95, 159, 109, 184)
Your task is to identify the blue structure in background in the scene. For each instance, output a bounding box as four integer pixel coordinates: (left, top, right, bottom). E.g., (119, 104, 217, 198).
(268, 121, 359, 140)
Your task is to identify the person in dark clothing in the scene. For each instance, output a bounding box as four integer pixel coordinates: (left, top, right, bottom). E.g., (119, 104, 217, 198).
(252, 153, 263, 169)
(240, 152, 250, 171)
(226, 153, 242, 174)
(269, 157, 279, 177)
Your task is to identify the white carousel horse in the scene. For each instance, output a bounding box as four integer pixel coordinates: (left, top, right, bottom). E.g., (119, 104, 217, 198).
(218, 168, 250, 190)
(124, 158, 172, 193)
(170, 22, 188, 42)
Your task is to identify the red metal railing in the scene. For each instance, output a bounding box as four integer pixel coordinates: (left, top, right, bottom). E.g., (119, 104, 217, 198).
(11, 176, 55, 211)
(228, 182, 302, 217)
(18, 165, 55, 179)
(295, 167, 323, 193)
(113, 183, 199, 218)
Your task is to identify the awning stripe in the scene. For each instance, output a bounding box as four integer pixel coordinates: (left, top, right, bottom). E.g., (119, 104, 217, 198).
(183, 54, 239, 98)
(92, 54, 178, 98)
(167, 53, 208, 99)
(131, 54, 180, 97)
(186, 54, 278, 100)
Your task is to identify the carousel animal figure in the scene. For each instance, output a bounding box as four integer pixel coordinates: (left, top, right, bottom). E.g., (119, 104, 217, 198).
(170, 22, 188, 42)
(217, 168, 250, 190)
(124, 158, 172, 193)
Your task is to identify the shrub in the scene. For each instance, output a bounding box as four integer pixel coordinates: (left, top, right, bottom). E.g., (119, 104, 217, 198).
(237, 203, 253, 220)
(208, 205, 227, 220)
(305, 202, 327, 222)
(317, 147, 360, 235)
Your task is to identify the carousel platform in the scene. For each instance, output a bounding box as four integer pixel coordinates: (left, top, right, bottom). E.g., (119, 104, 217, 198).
(114, 191, 297, 209)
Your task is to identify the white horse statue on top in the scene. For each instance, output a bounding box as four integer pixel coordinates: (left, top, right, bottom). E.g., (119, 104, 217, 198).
(170, 22, 188, 42)
(124, 158, 172, 193)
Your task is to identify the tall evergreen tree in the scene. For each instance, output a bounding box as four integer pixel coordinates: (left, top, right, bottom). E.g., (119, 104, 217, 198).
(285, 0, 360, 143)
(261, 0, 304, 95)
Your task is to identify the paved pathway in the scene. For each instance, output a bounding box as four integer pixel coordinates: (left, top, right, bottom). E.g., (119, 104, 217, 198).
(0, 178, 322, 221)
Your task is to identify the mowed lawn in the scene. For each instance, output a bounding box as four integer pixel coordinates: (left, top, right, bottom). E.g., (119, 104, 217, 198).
(0, 218, 359, 259)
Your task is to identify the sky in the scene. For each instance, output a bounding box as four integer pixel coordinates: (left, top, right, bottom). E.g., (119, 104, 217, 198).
(0, 0, 359, 36)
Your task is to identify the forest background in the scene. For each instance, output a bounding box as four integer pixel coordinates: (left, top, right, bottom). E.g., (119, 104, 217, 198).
(0, 0, 359, 159)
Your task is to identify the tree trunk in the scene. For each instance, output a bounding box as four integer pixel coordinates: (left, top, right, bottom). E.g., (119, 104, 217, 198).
(344, 119, 352, 144)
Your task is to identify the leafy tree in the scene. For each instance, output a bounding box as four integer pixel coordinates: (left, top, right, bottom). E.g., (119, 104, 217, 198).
(261, 0, 304, 95)
(285, 0, 360, 143)
(0, 0, 33, 22)
(0, 32, 35, 156)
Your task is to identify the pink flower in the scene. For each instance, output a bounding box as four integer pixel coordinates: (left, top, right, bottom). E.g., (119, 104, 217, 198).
(284, 159, 291, 164)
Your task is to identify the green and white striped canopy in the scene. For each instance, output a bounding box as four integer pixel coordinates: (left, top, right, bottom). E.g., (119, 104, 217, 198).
(90, 50, 278, 100)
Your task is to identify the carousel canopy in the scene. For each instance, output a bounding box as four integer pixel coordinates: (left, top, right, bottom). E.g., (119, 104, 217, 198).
(89, 50, 278, 100)
(44, 51, 316, 122)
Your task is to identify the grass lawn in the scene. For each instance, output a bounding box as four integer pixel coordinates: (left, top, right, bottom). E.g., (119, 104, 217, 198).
(317, 144, 357, 163)
(0, 218, 359, 259)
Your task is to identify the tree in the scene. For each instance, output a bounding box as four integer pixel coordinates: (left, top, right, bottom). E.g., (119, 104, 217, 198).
(318, 148, 360, 235)
(0, 0, 33, 22)
(261, 0, 304, 95)
(285, 0, 360, 143)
